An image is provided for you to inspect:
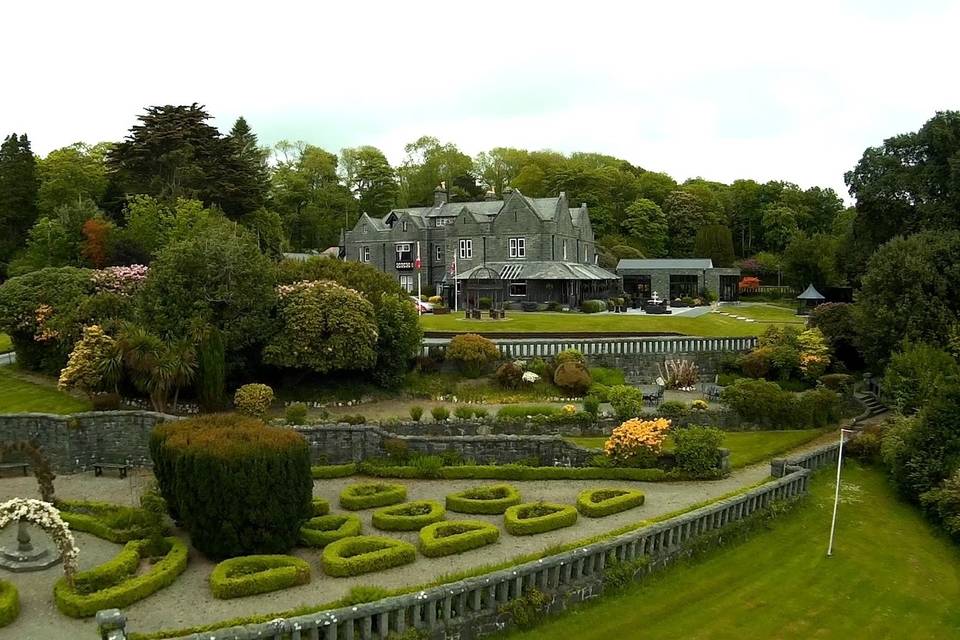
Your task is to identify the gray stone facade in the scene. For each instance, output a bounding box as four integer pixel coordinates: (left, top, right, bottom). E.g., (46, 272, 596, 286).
(341, 188, 618, 306)
(617, 258, 741, 302)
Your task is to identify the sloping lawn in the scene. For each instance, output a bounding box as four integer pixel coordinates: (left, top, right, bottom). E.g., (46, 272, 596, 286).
(0, 367, 91, 413)
(567, 429, 832, 469)
(0, 333, 11, 353)
(722, 304, 805, 324)
(420, 312, 770, 336)
(503, 463, 960, 640)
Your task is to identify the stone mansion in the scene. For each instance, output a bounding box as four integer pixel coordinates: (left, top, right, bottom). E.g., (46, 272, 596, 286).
(340, 187, 618, 307)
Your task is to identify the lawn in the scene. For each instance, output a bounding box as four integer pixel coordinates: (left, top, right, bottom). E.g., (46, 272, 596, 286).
(567, 428, 833, 469)
(503, 463, 960, 640)
(0, 366, 91, 413)
(721, 304, 805, 324)
(0, 333, 11, 353)
(420, 311, 780, 336)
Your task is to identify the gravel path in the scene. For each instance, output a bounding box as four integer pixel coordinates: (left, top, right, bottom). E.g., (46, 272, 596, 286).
(0, 432, 840, 640)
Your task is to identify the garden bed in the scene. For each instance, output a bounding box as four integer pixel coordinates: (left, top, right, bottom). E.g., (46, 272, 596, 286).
(419, 520, 501, 557)
(321, 536, 417, 577)
(576, 488, 646, 518)
(504, 502, 578, 535)
(339, 483, 407, 510)
(56, 499, 159, 543)
(446, 484, 522, 514)
(371, 500, 445, 531)
(209, 555, 311, 599)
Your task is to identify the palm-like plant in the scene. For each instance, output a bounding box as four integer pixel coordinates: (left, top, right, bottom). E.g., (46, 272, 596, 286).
(109, 324, 197, 413)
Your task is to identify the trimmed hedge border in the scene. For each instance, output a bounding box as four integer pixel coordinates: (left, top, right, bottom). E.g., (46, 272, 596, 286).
(311, 498, 330, 517)
(53, 537, 188, 618)
(300, 515, 362, 547)
(576, 488, 646, 518)
(209, 555, 311, 600)
(446, 484, 522, 514)
(372, 500, 446, 532)
(311, 463, 357, 479)
(419, 520, 501, 557)
(321, 536, 416, 577)
(0, 579, 19, 628)
(359, 464, 668, 482)
(339, 483, 408, 510)
(56, 499, 156, 543)
(504, 503, 578, 536)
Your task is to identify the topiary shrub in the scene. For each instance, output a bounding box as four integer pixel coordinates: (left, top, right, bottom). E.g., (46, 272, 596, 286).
(285, 403, 308, 425)
(299, 514, 362, 547)
(149, 414, 312, 559)
(553, 361, 592, 395)
(321, 536, 416, 577)
(446, 334, 500, 377)
(409, 405, 424, 422)
(504, 502, 578, 535)
(446, 484, 521, 514)
(672, 427, 724, 477)
(431, 406, 450, 422)
(0, 580, 19, 628)
(339, 483, 407, 510)
(495, 361, 524, 389)
(419, 520, 500, 557)
(53, 537, 188, 618)
(310, 497, 330, 517)
(576, 488, 645, 518)
(581, 299, 606, 314)
(372, 500, 445, 531)
(233, 383, 274, 417)
(209, 555, 310, 599)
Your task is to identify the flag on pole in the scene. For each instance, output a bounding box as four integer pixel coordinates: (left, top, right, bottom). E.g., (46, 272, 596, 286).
(449, 256, 458, 311)
(416, 242, 422, 316)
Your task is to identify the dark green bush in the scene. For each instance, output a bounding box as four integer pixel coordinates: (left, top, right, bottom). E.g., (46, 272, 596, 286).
(285, 403, 308, 425)
(209, 555, 310, 599)
(150, 414, 312, 558)
(583, 395, 601, 417)
(504, 502, 578, 535)
(0, 580, 17, 628)
(409, 405, 424, 422)
(371, 500, 445, 531)
(431, 406, 450, 422)
(340, 414, 367, 425)
(419, 520, 500, 557)
(321, 536, 416, 577)
(56, 499, 160, 543)
(608, 385, 645, 420)
(882, 343, 960, 414)
(339, 483, 407, 510)
(311, 498, 330, 517)
(446, 484, 521, 514)
(581, 299, 606, 314)
(496, 405, 559, 421)
(383, 437, 410, 463)
(311, 464, 358, 479)
(454, 406, 474, 421)
(499, 587, 550, 629)
(657, 401, 688, 420)
(672, 427, 724, 476)
(300, 514, 362, 547)
(819, 373, 854, 394)
(576, 488, 645, 518)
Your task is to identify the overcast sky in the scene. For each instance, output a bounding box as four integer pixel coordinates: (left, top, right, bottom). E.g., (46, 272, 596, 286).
(5, 0, 959, 199)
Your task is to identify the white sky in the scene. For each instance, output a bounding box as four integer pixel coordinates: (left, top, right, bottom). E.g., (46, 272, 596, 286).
(5, 0, 959, 200)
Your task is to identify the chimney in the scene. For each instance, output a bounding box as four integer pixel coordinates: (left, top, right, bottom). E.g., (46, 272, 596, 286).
(434, 184, 447, 207)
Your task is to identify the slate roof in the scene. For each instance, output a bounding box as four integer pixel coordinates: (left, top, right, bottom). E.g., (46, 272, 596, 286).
(455, 261, 618, 281)
(384, 191, 563, 222)
(616, 258, 715, 271)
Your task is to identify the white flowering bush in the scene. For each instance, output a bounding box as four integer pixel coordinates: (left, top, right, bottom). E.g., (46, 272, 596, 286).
(521, 371, 540, 384)
(0, 498, 78, 586)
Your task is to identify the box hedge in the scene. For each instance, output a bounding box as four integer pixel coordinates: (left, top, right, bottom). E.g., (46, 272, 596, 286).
(339, 483, 407, 510)
(362, 464, 667, 482)
(56, 499, 159, 543)
(311, 463, 358, 479)
(0, 580, 18, 628)
(53, 537, 188, 618)
(209, 555, 311, 599)
(310, 498, 330, 517)
(504, 503, 578, 535)
(576, 488, 645, 518)
(321, 536, 416, 577)
(299, 514, 362, 547)
(372, 500, 446, 531)
(150, 414, 312, 559)
(419, 520, 500, 557)
(446, 484, 522, 514)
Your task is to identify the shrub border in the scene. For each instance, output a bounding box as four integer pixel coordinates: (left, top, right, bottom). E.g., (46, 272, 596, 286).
(209, 555, 311, 600)
(56, 499, 156, 543)
(504, 503, 578, 536)
(419, 520, 501, 557)
(446, 484, 521, 515)
(339, 483, 407, 510)
(372, 500, 446, 531)
(311, 463, 358, 479)
(0, 579, 18, 628)
(310, 498, 330, 517)
(576, 488, 646, 518)
(359, 464, 669, 482)
(299, 514, 362, 547)
(321, 535, 416, 577)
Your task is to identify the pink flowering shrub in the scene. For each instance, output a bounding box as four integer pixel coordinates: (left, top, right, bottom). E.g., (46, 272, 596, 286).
(91, 265, 149, 296)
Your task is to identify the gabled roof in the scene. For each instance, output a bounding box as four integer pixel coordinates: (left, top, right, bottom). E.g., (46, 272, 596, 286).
(617, 258, 714, 271)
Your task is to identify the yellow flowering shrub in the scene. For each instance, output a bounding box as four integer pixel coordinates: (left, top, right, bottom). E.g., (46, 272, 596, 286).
(561, 404, 577, 415)
(604, 418, 671, 467)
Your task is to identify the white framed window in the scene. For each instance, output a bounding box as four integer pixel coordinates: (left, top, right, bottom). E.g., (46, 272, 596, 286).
(562, 240, 567, 260)
(509, 237, 526, 258)
(435, 218, 453, 227)
(459, 239, 473, 259)
(360, 246, 370, 263)
(396, 243, 411, 262)
(584, 245, 588, 261)
(401, 221, 408, 232)
(435, 245, 443, 261)
(361, 224, 368, 234)
(509, 281, 527, 297)
(399, 274, 414, 292)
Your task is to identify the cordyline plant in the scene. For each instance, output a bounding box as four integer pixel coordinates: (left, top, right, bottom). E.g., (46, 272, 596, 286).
(658, 358, 700, 390)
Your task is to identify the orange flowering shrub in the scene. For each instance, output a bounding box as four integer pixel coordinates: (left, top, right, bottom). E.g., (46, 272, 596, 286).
(604, 418, 672, 467)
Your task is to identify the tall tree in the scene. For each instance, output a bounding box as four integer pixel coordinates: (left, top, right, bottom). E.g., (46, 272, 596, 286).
(397, 136, 478, 205)
(107, 104, 267, 218)
(37, 142, 109, 215)
(694, 224, 736, 267)
(0, 133, 39, 276)
(475, 147, 527, 196)
(622, 198, 668, 257)
(761, 205, 799, 251)
(339, 146, 399, 218)
(663, 190, 717, 257)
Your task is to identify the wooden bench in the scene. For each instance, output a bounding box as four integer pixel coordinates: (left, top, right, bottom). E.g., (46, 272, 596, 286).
(93, 462, 131, 478)
(0, 462, 29, 477)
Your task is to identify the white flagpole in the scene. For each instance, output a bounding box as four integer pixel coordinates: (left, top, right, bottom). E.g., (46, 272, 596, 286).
(827, 428, 854, 557)
(416, 241, 422, 316)
(454, 256, 459, 312)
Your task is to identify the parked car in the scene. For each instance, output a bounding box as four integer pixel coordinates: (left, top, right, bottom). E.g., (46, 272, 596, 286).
(409, 296, 434, 313)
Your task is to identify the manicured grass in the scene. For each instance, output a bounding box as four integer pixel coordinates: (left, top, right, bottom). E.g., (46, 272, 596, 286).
(504, 463, 960, 640)
(720, 304, 805, 324)
(568, 429, 832, 469)
(0, 367, 91, 414)
(420, 312, 774, 336)
(0, 334, 11, 354)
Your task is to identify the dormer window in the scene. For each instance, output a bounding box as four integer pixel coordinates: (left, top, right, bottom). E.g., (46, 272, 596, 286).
(361, 224, 368, 234)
